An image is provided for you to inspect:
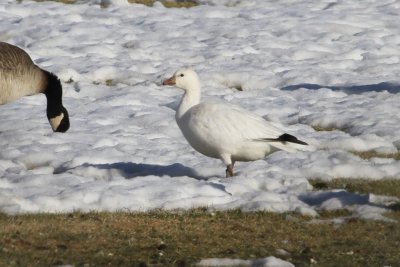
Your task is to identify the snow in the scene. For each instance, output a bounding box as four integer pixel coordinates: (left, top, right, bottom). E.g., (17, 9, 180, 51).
(0, 0, 400, 224)
(197, 256, 294, 267)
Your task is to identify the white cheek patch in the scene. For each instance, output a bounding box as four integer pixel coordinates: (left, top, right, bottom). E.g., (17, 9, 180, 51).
(49, 113, 64, 131)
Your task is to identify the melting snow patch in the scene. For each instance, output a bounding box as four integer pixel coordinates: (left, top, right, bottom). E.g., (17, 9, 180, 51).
(197, 256, 294, 267)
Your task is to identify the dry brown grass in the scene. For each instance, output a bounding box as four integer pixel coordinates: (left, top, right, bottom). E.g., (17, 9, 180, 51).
(1, 209, 400, 267)
(311, 125, 338, 132)
(310, 178, 400, 211)
(352, 151, 400, 160)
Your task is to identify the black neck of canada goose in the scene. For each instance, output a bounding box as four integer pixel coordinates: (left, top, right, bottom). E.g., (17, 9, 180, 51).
(43, 70, 63, 118)
(43, 70, 70, 133)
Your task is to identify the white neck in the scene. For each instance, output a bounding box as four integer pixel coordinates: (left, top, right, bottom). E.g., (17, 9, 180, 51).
(176, 84, 201, 120)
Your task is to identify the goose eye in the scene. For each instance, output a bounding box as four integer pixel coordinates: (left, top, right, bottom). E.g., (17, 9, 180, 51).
(179, 74, 184, 77)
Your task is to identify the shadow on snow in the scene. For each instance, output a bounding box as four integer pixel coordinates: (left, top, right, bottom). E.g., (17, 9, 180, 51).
(281, 82, 400, 94)
(299, 190, 399, 212)
(56, 162, 211, 180)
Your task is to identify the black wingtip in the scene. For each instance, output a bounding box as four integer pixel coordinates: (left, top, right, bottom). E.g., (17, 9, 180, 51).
(277, 133, 308, 145)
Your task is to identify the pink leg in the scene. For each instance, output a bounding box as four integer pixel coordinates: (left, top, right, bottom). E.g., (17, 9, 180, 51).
(225, 163, 234, 178)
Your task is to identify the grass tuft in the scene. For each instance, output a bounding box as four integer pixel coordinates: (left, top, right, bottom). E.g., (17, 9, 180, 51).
(105, 79, 114, 86)
(311, 125, 338, 132)
(310, 178, 400, 198)
(351, 151, 400, 160)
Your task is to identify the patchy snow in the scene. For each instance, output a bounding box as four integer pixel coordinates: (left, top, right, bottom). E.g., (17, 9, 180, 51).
(197, 256, 294, 267)
(0, 0, 399, 224)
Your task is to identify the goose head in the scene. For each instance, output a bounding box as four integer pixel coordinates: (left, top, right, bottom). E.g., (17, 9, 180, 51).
(48, 106, 70, 133)
(162, 68, 200, 92)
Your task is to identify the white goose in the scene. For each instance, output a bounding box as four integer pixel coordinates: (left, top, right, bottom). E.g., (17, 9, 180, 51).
(0, 42, 69, 132)
(163, 68, 308, 177)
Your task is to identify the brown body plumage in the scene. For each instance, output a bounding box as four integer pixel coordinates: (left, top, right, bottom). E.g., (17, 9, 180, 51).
(0, 42, 69, 132)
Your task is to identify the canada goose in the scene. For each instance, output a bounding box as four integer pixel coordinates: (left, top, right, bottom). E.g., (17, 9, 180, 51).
(0, 42, 69, 132)
(163, 68, 308, 177)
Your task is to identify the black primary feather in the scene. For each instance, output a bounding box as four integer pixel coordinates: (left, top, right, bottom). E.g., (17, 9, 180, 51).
(255, 133, 308, 145)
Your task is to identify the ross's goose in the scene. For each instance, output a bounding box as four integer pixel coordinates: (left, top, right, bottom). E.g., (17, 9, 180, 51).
(163, 68, 308, 177)
(0, 42, 69, 132)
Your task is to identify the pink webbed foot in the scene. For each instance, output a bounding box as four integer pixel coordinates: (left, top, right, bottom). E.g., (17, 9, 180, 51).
(225, 164, 234, 178)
